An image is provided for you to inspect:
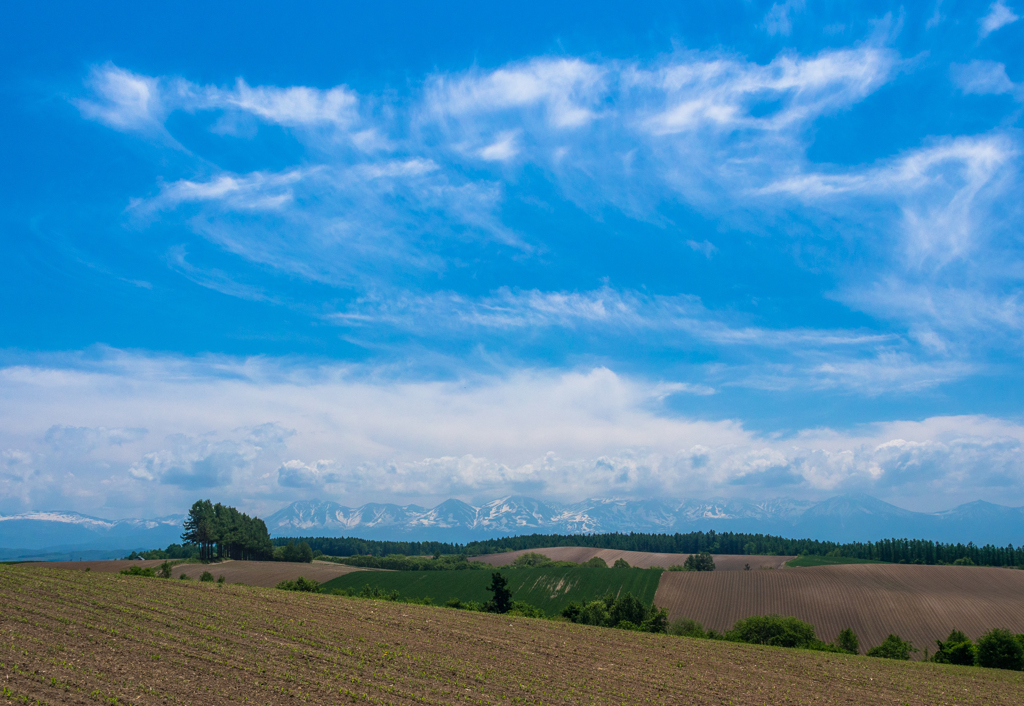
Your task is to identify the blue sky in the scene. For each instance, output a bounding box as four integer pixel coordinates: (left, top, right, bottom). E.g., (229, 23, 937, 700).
(2, 1, 1024, 518)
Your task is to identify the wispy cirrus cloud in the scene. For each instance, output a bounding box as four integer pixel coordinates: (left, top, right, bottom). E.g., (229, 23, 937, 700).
(67, 35, 1022, 408)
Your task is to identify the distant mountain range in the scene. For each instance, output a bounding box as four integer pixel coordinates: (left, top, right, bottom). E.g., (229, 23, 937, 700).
(2, 494, 1022, 559)
(263, 494, 1024, 546)
(0, 512, 185, 560)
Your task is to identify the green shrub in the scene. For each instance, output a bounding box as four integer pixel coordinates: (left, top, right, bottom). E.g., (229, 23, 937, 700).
(511, 552, 554, 568)
(833, 628, 860, 655)
(157, 561, 173, 579)
(725, 615, 819, 649)
(952, 557, 976, 566)
(561, 593, 667, 633)
(976, 628, 1024, 671)
(179, 573, 191, 580)
(867, 634, 915, 660)
(216, 575, 226, 584)
(276, 577, 321, 592)
(933, 629, 975, 666)
(581, 557, 608, 568)
(668, 617, 706, 638)
(509, 601, 546, 618)
(613, 558, 631, 569)
(119, 566, 155, 578)
(199, 571, 214, 582)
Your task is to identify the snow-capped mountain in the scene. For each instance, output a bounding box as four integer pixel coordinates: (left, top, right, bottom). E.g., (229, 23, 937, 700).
(263, 494, 1024, 545)
(5, 494, 1022, 555)
(0, 511, 185, 552)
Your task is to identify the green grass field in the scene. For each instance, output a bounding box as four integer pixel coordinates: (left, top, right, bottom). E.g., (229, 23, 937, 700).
(785, 555, 885, 567)
(319, 567, 664, 615)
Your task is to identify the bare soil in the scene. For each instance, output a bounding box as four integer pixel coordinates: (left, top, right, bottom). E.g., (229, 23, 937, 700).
(21, 559, 366, 587)
(2, 565, 1021, 705)
(655, 563, 1024, 656)
(472, 546, 793, 570)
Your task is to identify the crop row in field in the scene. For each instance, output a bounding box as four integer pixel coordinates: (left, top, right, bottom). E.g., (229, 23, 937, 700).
(3, 565, 1024, 705)
(785, 555, 885, 567)
(319, 566, 664, 615)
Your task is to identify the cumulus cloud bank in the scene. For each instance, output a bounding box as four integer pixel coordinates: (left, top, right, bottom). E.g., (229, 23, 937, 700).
(2, 352, 1022, 518)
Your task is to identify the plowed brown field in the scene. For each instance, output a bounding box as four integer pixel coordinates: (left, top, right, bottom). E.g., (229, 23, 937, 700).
(655, 563, 1024, 655)
(21, 559, 367, 587)
(3, 566, 1023, 705)
(472, 546, 793, 570)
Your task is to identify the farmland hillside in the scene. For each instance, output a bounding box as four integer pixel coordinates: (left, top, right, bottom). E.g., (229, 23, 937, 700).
(320, 566, 664, 614)
(21, 559, 368, 587)
(2, 566, 1022, 705)
(655, 563, 1024, 656)
(472, 546, 792, 570)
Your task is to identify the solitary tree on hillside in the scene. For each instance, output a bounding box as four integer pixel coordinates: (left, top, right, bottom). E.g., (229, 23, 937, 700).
(834, 628, 860, 655)
(485, 572, 513, 614)
(683, 552, 716, 571)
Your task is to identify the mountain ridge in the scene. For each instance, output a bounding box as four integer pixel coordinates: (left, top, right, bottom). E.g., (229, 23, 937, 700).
(3, 494, 1022, 553)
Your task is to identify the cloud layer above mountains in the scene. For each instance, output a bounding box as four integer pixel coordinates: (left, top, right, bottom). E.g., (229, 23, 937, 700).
(3, 352, 1024, 517)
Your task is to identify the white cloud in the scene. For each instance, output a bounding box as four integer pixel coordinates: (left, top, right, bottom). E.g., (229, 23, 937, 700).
(74, 64, 165, 133)
(478, 131, 520, 161)
(979, 1, 1019, 38)
(426, 58, 607, 128)
(686, 239, 718, 258)
(762, 0, 806, 37)
(1, 352, 1022, 514)
(634, 46, 896, 136)
(951, 61, 1018, 97)
(761, 134, 1017, 266)
(129, 162, 521, 286)
(277, 459, 340, 488)
(205, 79, 360, 128)
(329, 285, 893, 348)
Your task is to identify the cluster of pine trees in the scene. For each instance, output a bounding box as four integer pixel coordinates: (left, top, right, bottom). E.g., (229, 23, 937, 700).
(181, 500, 274, 561)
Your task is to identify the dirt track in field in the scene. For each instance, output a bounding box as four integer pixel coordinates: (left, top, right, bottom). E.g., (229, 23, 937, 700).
(656, 563, 1024, 655)
(472, 546, 793, 570)
(3, 566, 1023, 705)
(21, 559, 367, 587)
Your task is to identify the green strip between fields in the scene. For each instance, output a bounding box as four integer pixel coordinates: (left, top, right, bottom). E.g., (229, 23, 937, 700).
(319, 567, 664, 616)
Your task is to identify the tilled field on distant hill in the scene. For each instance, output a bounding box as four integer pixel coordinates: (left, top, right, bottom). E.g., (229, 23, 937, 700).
(2, 566, 1023, 705)
(656, 563, 1024, 656)
(22, 559, 367, 587)
(472, 547, 793, 570)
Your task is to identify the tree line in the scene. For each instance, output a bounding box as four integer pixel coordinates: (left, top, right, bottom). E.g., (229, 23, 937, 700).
(273, 536, 464, 557)
(272, 530, 1024, 567)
